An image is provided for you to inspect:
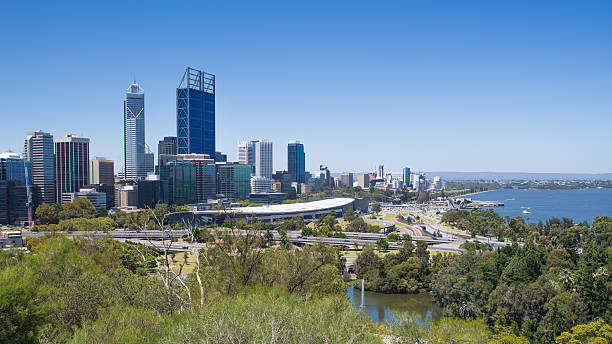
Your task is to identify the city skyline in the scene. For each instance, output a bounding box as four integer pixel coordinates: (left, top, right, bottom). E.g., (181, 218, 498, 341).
(1, 2, 611, 173)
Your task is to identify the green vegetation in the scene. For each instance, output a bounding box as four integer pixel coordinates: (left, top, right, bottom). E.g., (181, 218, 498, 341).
(430, 216, 612, 343)
(7, 204, 611, 344)
(354, 241, 450, 293)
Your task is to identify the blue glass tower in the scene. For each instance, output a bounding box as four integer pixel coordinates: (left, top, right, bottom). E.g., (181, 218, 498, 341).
(287, 141, 305, 183)
(177, 67, 215, 159)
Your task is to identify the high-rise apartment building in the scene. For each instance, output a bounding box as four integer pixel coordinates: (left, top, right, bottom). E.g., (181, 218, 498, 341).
(158, 136, 177, 165)
(54, 135, 89, 203)
(287, 141, 305, 183)
(253, 140, 273, 179)
(340, 172, 353, 188)
(177, 67, 216, 159)
(124, 81, 149, 179)
(89, 157, 114, 186)
(402, 167, 411, 188)
(24, 130, 55, 204)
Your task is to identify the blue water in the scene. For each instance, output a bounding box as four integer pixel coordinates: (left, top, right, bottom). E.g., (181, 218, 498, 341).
(466, 188, 612, 224)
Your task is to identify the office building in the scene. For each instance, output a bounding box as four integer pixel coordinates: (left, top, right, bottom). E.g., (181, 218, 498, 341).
(402, 167, 411, 188)
(215, 152, 227, 163)
(144, 152, 154, 177)
(0, 180, 39, 225)
(248, 140, 272, 179)
(89, 157, 114, 186)
(61, 188, 107, 209)
(181, 154, 216, 202)
(54, 135, 89, 203)
(237, 141, 251, 165)
(249, 192, 287, 205)
(272, 170, 296, 199)
(138, 175, 168, 209)
(357, 174, 370, 188)
(124, 81, 149, 179)
(287, 141, 305, 183)
(84, 183, 115, 209)
(177, 67, 216, 159)
(319, 165, 331, 186)
(157, 136, 177, 165)
(340, 172, 353, 188)
(159, 160, 197, 205)
(0, 151, 26, 184)
(377, 165, 384, 179)
(216, 163, 251, 200)
(24, 130, 55, 204)
(117, 185, 139, 208)
(251, 176, 272, 194)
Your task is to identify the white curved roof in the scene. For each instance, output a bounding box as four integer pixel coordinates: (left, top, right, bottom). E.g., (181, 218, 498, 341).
(0, 151, 20, 159)
(201, 198, 355, 215)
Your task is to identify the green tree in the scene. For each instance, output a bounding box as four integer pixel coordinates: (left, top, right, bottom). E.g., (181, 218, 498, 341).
(376, 238, 389, 251)
(35, 203, 59, 225)
(343, 209, 357, 222)
(555, 320, 612, 344)
(372, 203, 382, 214)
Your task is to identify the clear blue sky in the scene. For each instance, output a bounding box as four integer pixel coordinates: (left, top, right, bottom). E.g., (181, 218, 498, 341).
(1, 1, 610, 174)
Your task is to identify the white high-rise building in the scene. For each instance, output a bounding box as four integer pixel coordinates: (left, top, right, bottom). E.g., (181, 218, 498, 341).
(124, 81, 150, 179)
(238, 139, 272, 178)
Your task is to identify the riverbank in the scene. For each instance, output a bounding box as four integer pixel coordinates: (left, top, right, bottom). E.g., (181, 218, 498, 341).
(451, 189, 495, 199)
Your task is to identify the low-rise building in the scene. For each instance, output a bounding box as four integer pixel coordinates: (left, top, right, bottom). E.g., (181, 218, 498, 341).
(61, 188, 107, 209)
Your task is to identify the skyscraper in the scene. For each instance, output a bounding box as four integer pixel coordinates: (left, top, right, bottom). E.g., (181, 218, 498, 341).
(402, 167, 411, 188)
(377, 164, 384, 179)
(253, 140, 273, 179)
(158, 136, 177, 165)
(124, 81, 149, 179)
(287, 141, 305, 183)
(24, 130, 55, 204)
(238, 140, 257, 175)
(177, 67, 215, 159)
(54, 135, 89, 203)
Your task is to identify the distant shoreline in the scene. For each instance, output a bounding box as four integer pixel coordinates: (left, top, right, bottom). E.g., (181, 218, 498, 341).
(453, 190, 495, 199)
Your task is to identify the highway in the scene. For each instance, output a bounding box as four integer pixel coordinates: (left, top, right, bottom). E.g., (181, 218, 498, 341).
(22, 229, 456, 250)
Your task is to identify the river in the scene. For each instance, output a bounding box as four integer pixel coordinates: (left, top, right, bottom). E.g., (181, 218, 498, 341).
(465, 188, 612, 224)
(346, 285, 441, 325)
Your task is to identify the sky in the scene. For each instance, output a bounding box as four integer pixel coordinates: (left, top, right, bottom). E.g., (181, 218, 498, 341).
(1, 1, 611, 174)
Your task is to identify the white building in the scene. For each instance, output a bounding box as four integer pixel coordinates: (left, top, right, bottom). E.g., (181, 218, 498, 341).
(253, 140, 273, 179)
(250, 176, 272, 194)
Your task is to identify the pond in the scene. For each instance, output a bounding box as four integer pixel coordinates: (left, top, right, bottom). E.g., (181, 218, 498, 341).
(346, 285, 442, 325)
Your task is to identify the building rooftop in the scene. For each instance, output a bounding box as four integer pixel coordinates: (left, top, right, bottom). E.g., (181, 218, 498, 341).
(209, 197, 355, 215)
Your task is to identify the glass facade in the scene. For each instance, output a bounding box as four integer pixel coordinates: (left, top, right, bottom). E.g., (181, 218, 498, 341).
(288, 141, 305, 183)
(216, 163, 251, 201)
(177, 68, 216, 159)
(160, 161, 197, 205)
(124, 82, 148, 179)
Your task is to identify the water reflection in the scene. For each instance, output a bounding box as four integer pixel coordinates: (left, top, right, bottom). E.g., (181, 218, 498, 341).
(346, 285, 442, 325)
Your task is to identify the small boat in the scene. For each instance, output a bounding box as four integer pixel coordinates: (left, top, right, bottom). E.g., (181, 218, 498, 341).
(522, 210, 531, 214)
